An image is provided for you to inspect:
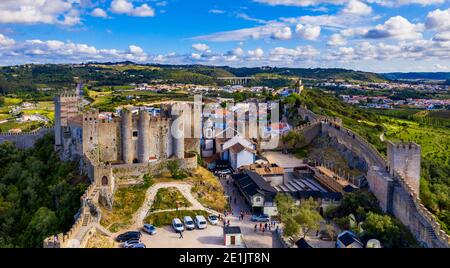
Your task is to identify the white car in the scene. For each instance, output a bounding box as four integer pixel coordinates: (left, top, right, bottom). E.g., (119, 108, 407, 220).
(183, 216, 195, 230)
(217, 169, 232, 175)
(207, 215, 219, 225)
(172, 218, 184, 233)
(123, 239, 141, 248)
(194, 215, 208, 229)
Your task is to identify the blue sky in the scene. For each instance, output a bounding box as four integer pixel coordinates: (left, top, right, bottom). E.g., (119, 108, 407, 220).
(0, 0, 450, 72)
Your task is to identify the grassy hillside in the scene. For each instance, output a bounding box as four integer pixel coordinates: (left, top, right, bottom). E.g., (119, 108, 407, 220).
(286, 89, 450, 233)
(0, 63, 386, 96)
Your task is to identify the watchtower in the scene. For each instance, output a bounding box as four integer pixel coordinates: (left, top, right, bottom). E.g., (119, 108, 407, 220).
(386, 141, 421, 194)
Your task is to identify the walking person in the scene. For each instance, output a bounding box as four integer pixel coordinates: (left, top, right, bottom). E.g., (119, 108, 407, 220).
(227, 220, 230, 227)
(254, 224, 257, 232)
(178, 230, 183, 239)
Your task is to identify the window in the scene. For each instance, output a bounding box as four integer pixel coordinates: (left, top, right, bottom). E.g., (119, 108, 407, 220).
(133, 131, 138, 137)
(255, 197, 261, 203)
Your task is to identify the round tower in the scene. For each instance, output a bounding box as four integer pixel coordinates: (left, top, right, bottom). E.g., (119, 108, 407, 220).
(171, 104, 185, 159)
(121, 109, 133, 164)
(138, 109, 150, 163)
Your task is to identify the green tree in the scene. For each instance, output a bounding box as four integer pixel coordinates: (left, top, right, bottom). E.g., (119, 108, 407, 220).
(275, 194, 323, 239)
(281, 131, 305, 151)
(295, 198, 323, 238)
(21, 207, 58, 247)
(362, 212, 418, 248)
(167, 160, 187, 180)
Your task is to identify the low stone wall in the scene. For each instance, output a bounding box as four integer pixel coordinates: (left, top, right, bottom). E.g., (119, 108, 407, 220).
(0, 127, 53, 149)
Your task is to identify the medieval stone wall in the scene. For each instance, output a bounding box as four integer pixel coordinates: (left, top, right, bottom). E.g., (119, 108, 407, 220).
(0, 127, 53, 149)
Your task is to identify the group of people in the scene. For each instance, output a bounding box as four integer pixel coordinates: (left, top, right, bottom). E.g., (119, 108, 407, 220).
(254, 221, 278, 234)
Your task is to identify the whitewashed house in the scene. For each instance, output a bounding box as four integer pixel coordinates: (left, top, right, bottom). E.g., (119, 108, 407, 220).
(221, 135, 256, 170)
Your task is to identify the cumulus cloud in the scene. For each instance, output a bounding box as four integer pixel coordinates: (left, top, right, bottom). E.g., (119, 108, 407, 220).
(192, 43, 210, 52)
(0, 0, 81, 25)
(110, 0, 155, 17)
(342, 0, 372, 15)
(248, 48, 264, 58)
(0, 39, 149, 64)
(327, 34, 347, 46)
(0, 34, 16, 48)
(269, 46, 319, 62)
(91, 8, 108, 18)
(295, 24, 321, 40)
(426, 8, 450, 31)
(364, 16, 424, 40)
(272, 27, 293, 40)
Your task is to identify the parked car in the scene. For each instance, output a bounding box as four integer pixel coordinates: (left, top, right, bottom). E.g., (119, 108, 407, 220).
(130, 243, 146, 248)
(217, 169, 232, 175)
(123, 239, 141, 248)
(207, 215, 219, 225)
(194, 215, 208, 229)
(143, 224, 157, 235)
(172, 218, 184, 232)
(251, 214, 270, 222)
(319, 230, 334, 241)
(116, 231, 141, 242)
(183, 216, 196, 230)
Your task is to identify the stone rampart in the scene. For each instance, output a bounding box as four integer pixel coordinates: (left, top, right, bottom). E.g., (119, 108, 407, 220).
(0, 127, 53, 149)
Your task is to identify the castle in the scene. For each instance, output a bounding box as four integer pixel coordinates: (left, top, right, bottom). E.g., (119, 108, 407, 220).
(54, 93, 199, 207)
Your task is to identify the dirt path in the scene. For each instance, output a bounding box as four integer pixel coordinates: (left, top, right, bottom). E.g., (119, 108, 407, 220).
(115, 182, 219, 236)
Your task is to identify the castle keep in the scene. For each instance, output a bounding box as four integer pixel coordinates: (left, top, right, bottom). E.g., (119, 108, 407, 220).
(54, 95, 199, 206)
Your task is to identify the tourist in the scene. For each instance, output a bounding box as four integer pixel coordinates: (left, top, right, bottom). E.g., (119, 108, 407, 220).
(254, 224, 257, 232)
(227, 220, 230, 227)
(179, 230, 183, 239)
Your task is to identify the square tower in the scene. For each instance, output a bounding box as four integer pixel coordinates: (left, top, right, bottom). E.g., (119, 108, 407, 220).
(386, 141, 421, 194)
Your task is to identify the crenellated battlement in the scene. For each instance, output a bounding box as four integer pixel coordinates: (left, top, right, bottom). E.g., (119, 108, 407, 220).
(0, 126, 53, 136)
(297, 108, 449, 248)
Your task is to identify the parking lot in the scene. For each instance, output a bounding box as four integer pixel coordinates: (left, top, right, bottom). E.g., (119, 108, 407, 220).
(139, 225, 228, 248)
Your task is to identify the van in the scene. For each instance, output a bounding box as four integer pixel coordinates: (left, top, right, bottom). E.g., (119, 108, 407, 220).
(172, 218, 184, 233)
(194, 215, 207, 229)
(183, 216, 195, 230)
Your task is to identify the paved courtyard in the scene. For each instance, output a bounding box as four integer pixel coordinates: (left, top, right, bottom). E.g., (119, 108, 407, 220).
(141, 225, 227, 248)
(262, 151, 304, 171)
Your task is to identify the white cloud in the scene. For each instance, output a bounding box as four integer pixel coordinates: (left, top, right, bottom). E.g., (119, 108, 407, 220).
(0, 0, 81, 25)
(426, 8, 450, 31)
(91, 8, 108, 18)
(272, 27, 293, 40)
(229, 47, 245, 56)
(191, 53, 202, 60)
(269, 46, 319, 62)
(295, 24, 321, 40)
(327, 34, 347, 46)
(248, 48, 264, 58)
(194, 22, 293, 42)
(0, 38, 149, 64)
(342, 0, 372, 15)
(209, 9, 225, 14)
(192, 43, 210, 52)
(129, 45, 144, 55)
(364, 16, 424, 40)
(0, 34, 15, 48)
(110, 0, 155, 17)
(253, 0, 348, 7)
(367, 0, 447, 7)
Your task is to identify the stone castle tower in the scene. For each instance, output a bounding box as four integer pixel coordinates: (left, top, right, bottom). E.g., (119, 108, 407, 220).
(387, 141, 421, 194)
(54, 93, 80, 147)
